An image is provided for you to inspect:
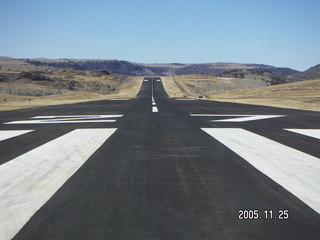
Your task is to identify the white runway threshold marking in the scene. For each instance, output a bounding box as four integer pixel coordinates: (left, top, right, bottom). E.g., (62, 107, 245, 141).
(0, 130, 33, 142)
(4, 115, 123, 124)
(285, 129, 320, 140)
(0, 128, 117, 240)
(202, 128, 320, 214)
(191, 114, 285, 122)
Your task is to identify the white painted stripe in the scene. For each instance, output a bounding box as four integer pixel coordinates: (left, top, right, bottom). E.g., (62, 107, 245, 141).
(152, 103, 156, 106)
(211, 115, 285, 122)
(151, 79, 154, 101)
(4, 115, 122, 124)
(152, 106, 158, 112)
(144, 80, 148, 82)
(109, 99, 130, 101)
(285, 129, 320, 140)
(0, 130, 33, 142)
(0, 128, 116, 240)
(202, 128, 320, 213)
(190, 114, 285, 122)
(176, 98, 198, 101)
(191, 114, 247, 117)
(4, 120, 116, 124)
(156, 79, 161, 82)
(31, 115, 122, 119)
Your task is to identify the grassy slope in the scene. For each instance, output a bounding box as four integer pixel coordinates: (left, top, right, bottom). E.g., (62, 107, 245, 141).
(0, 76, 143, 111)
(162, 75, 320, 112)
(211, 79, 320, 111)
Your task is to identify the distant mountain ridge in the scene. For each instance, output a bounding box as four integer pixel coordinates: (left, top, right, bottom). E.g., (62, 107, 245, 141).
(19, 58, 299, 77)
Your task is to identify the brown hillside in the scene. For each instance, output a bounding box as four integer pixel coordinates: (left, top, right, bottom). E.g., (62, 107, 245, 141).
(287, 64, 320, 82)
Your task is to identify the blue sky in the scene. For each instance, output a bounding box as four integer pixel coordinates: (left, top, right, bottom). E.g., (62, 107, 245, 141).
(0, 0, 319, 70)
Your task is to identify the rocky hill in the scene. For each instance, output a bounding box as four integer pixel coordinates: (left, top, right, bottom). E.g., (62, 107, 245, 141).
(287, 64, 320, 82)
(0, 57, 298, 77)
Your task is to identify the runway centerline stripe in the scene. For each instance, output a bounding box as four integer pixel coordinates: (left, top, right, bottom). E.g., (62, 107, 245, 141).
(152, 106, 159, 112)
(202, 128, 320, 214)
(0, 128, 117, 240)
(285, 129, 320, 140)
(0, 130, 33, 142)
(151, 79, 158, 112)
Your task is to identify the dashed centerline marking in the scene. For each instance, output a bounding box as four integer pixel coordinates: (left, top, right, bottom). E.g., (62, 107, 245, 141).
(202, 128, 320, 214)
(0, 128, 117, 240)
(151, 78, 159, 113)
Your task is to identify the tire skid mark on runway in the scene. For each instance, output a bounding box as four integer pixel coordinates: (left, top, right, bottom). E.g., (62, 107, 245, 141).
(0, 130, 34, 142)
(202, 128, 320, 214)
(0, 128, 117, 240)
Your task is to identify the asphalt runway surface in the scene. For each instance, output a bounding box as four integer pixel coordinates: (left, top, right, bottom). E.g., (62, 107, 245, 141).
(0, 78, 320, 239)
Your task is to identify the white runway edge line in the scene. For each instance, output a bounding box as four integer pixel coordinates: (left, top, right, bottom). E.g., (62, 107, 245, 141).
(0, 130, 33, 142)
(0, 128, 117, 240)
(4, 115, 123, 124)
(191, 114, 285, 122)
(202, 128, 320, 214)
(175, 98, 198, 101)
(285, 129, 320, 140)
(109, 99, 130, 101)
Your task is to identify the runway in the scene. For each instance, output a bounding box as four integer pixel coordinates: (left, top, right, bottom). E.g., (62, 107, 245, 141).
(0, 77, 319, 239)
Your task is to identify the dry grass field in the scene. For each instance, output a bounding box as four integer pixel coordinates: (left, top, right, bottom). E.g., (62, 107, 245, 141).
(162, 75, 320, 112)
(0, 76, 142, 111)
(211, 79, 320, 111)
(2, 68, 319, 112)
(161, 74, 268, 97)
